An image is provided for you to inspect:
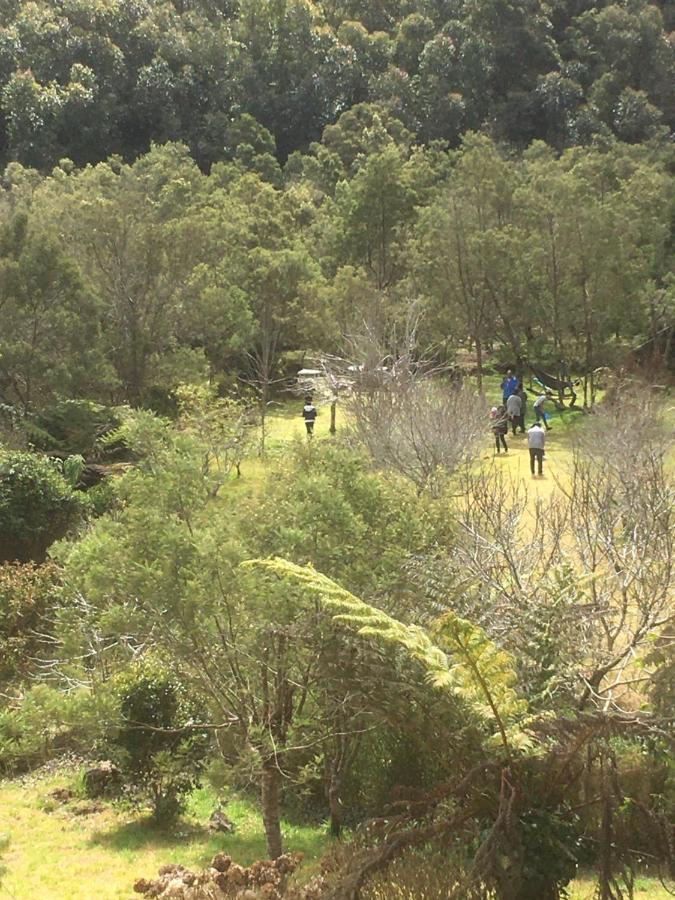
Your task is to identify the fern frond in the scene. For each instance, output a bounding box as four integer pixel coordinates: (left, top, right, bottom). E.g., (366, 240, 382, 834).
(245, 558, 529, 754)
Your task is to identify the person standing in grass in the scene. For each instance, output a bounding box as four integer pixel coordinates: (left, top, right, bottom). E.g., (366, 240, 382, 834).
(501, 370, 519, 404)
(527, 421, 546, 476)
(515, 383, 527, 433)
(302, 397, 317, 436)
(491, 405, 508, 454)
(533, 392, 552, 430)
(506, 391, 523, 436)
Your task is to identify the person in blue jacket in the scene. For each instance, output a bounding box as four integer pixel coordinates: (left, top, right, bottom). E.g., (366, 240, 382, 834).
(501, 370, 519, 403)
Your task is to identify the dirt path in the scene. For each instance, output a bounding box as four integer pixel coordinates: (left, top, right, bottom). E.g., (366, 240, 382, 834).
(481, 426, 575, 501)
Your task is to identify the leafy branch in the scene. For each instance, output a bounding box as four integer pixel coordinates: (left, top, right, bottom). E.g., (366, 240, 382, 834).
(245, 558, 529, 754)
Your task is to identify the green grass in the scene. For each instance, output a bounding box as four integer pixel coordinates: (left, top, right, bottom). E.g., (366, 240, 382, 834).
(3, 769, 669, 900)
(262, 399, 347, 447)
(0, 772, 327, 899)
(237, 379, 590, 501)
(228, 399, 347, 490)
(570, 873, 674, 899)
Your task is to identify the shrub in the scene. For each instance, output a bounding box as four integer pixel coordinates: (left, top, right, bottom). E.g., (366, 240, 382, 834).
(0, 561, 60, 687)
(0, 683, 117, 773)
(518, 804, 589, 899)
(340, 726, 454, 820)
(360, 847, 473, 899)
(31, 400, 123, 459)
(0, 451, 87, 562)
(85, 478, 119, 518)
(110, 664, 210, 824)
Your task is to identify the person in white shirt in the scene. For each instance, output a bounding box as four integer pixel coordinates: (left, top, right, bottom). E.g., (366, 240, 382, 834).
(533, 392, 552, 431)
(527, 422, 546, 476)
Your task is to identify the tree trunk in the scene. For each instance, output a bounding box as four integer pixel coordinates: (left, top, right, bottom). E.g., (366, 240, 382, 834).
(598, 756, 614, 900)
(328, 776, 343, 838)
(475, 333, 483, 393)
(664, 326, 674, 370)
(330, 400, 337, 435)
(582, 283, 595, 409)
(260, 399, 268, 457)
(548, 215, 564, 359)
(261, 759, 283, 859)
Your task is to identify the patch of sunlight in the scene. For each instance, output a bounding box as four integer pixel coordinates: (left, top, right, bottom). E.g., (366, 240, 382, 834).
(0, 773, 327, 900)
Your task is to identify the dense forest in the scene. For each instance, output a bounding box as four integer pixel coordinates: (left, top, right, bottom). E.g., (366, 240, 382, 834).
(0, 131, 672, 414)
(0, 2, 674, 900)
(0, 0, 673, 168)
(0, 0, 673, 412)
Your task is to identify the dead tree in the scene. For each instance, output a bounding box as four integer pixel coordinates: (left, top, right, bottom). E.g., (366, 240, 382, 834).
(336, 319, 487, 495)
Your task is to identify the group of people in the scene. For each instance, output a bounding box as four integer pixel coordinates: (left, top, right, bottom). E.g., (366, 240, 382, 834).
(302, 369, 553, 476)
(490, 370, 551, 476)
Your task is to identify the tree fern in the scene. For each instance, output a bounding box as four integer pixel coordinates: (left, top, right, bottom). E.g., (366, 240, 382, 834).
(246, 558, 530, 754)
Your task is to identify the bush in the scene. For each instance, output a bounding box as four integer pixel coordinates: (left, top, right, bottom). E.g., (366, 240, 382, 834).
(85, 478, 120, 518)
(360, 847, 473, 899)
(0, 683, 117, 773)
(0, 451, 87, 562)
(518, 804, 589, 900)
(31, 400, 123, 459)
(0, 562, 60, 687)
(339, 725, 458, 823)
(110, 664, 210, 824)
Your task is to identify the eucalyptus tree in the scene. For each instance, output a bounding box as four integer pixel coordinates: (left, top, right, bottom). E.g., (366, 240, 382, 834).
(0, 211, 113, 410)
(533, 144, 671, 399)
(413, 134, 520, 381)
(197, 170, 320, 447)
(31, 144, 210, 404)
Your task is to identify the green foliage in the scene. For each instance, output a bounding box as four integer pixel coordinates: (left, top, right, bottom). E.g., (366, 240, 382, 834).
(0, 561, 60, 687)
(413, 135, 672, 371)
(248, 558, 530, 753)
(0, 214, 114, 410)
(341, 723, 460, 816)
(518, 805, 591, 899)
(110, 663, 210, 824)
(19, 392, 673, 892)
(0, 0, 669, 173)
(0, 451, 87, 562)
(60, 455, 86, 489)
(32, 400, 122, 458)
(175, 382, 254, 479)
(84, 477, 120, 519)
(0, 683, 116, 774)
(244, 442, 446, 598)
(0, 129, 666, 415)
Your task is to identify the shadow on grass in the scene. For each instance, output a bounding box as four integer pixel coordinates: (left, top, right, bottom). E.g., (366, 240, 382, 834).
(87, 814, 326, 869)
(88, 816, 212, 852)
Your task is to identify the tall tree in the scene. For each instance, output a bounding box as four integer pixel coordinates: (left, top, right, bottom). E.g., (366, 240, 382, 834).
(0, 212, 113, 409)
(33, 144, 210, 404)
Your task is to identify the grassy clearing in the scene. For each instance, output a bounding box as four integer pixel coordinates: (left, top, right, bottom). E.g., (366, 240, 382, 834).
(0, 772, 327, 899)
(238, 378, 589, 502)
(1, 768, 670, 900)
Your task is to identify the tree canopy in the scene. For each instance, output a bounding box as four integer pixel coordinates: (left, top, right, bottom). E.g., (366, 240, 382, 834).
(0, 0, 670, 171)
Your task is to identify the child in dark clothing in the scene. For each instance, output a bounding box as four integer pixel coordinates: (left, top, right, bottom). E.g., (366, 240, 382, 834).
(302, 398, 317, 435)
(490, 405, 508, 454)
